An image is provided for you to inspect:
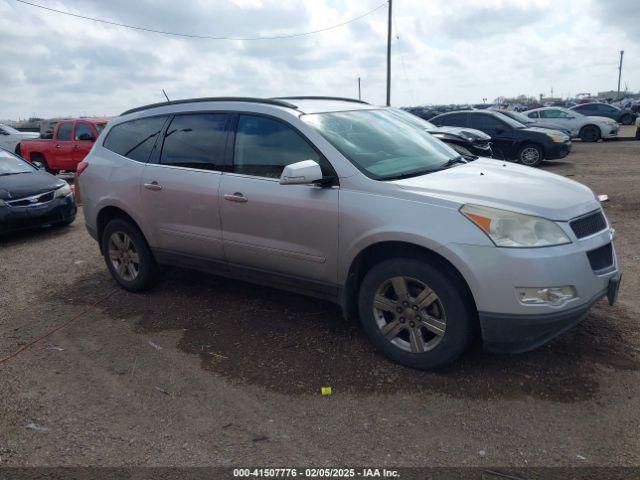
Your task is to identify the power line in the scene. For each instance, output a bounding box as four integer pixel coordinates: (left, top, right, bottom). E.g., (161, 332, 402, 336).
(11, 0, 387, 41)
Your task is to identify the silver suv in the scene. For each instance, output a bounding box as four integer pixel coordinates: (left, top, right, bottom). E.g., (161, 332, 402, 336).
(79, 96, 622, 368)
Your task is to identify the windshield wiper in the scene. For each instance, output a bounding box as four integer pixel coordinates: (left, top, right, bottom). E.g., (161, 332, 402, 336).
(380, 168, 440, 181)
(439, 156, 468, 168)
(0, 172, 28, 176)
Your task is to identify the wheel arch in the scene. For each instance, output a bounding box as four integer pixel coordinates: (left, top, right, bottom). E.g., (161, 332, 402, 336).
(341, 240, 478, 322)
(96, 205, 147, 254)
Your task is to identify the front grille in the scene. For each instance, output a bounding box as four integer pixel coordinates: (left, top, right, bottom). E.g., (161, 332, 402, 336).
(586, 243, 614, 272)
(570, 210, 607, 239)
(6, 190, 55, 207)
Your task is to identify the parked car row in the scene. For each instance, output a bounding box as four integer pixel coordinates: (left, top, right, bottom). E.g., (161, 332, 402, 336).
(429, 109, 571, 166)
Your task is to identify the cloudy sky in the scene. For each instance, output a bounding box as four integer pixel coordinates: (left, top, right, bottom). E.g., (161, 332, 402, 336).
(1, 0, 638, 119)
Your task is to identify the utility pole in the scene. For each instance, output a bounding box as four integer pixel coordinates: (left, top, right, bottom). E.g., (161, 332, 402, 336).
(386, 0, 392, 106)
(358, 77, 362, 100)
(617, 50, 624, 99)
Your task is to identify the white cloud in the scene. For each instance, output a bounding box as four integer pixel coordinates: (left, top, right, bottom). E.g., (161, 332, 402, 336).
(1, 0, 638, 118)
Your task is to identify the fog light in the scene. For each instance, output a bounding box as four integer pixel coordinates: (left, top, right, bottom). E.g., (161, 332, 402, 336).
(517, 286, 576, 306)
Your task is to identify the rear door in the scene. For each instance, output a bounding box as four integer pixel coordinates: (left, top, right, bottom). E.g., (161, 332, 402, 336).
(51, 121, 75, 169)
(141, 112, 229, 261)
(219, 114, 339, 291)
(72, 121, 97, 166)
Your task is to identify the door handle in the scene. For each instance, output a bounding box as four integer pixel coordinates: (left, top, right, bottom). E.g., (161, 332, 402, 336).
(55, 144, 61, 148)
(144, 181, 162, 191)
(224, 192, 248, 203)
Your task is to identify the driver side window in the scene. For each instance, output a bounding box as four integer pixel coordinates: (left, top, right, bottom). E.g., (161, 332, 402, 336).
(233, 115, 322, 179)
(74, 122, 96, 141)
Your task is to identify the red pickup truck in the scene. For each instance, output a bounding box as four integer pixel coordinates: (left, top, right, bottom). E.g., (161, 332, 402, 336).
(20, 118, 110, 174)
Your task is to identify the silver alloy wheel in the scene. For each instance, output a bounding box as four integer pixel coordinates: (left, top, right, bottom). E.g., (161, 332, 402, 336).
(373, 276, 446, 353)
(108, 231, 140, 281)
(520, 146, 540, 165)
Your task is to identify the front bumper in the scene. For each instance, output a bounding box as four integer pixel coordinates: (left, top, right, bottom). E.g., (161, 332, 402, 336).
(0, 195, 76, 234)
(544, 140, 572, 160)
(438, 222, 620, 352)
(603, 125, 619, 138)
(470, 143, 493, 158)
(480, 273, 621, 353)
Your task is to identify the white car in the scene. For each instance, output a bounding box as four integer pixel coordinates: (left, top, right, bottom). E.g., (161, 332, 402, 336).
(524, 107, 619, 142)
(0, 124, 39, 155)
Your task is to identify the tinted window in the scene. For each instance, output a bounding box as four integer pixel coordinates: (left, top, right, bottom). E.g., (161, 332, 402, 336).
(75, 122, 95, 141)
(160, 113, 228, 171)
(104, 116, 167, 162)
(540, 109, 568, 119)
(469, 113, 507, 130)
(527, 111, 539, 118)
(433, 112, 467, 127)
(57, 122, 72, 141)
(233, 115, 321, 178)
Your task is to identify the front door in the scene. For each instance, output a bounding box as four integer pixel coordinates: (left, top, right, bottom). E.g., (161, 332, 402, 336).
(52, 121, 75, 169)
(141, 112, 229, 261)
(219, 114, 339, 289)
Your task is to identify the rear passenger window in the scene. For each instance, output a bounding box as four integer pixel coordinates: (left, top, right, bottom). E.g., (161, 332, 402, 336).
(57, 122, 72, 141)
(470, 114, 506, 130)
(103, 116, 167, 162)
(160, 113, 228, 171)
(233, 115, 321, 178)
(434, 113, 467, 127)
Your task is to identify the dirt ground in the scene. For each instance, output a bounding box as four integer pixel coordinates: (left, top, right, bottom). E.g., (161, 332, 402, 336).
(1, 132, 639, 468)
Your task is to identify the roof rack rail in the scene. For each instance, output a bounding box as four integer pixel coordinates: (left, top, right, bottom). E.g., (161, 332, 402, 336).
(120, 97, 298, 116)
(272, 96, 370, 105)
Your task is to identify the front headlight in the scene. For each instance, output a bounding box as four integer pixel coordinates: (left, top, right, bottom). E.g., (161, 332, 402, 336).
(54, 183, 72, 198)
(460, 204, 571, 248)
(0, 199, 5, 207)
(546, 133, 564, 143)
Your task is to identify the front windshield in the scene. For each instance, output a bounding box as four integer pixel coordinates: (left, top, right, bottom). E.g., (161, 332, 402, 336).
(495, 112, 527, 129)
(501, 111, 532, 124)
(387, 108, 438, 130)
(302, 109, 459, 180)
(0, 149, 34, 175)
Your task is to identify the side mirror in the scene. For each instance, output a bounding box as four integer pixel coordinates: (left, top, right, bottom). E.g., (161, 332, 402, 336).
(279, 160, 323, 185)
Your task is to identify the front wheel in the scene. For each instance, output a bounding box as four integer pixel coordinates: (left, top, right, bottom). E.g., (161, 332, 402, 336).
(517, 144, 543, 167)
(579, 125, 601, 142)
(358, 258, 476, 369)
(101, 218, 158, 292)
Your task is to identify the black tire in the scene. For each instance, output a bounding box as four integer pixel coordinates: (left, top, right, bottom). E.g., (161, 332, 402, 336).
(517, 143, 543, 167)
(101, 218, 158, 292)
(620, 114, 633, 126)
(579, 125, 601, 142)
(32, 154, 59, 175)
(358, 257, 476, 369)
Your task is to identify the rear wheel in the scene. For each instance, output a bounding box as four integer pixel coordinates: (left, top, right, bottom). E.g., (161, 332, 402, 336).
(32, 154, 58, 175)
(358, 258, 475, 369)
(517, 144, 543, 167)
(579, 125, 601, 142)
(101, 218, 158, 292)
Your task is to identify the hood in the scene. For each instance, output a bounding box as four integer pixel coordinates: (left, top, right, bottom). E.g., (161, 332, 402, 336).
(530, 122, 571, 136)
(0, 170, 65, 200)
(392, 158, 599, 221)
(587, 115, 617, 125)
(427, 125, 491, 141)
